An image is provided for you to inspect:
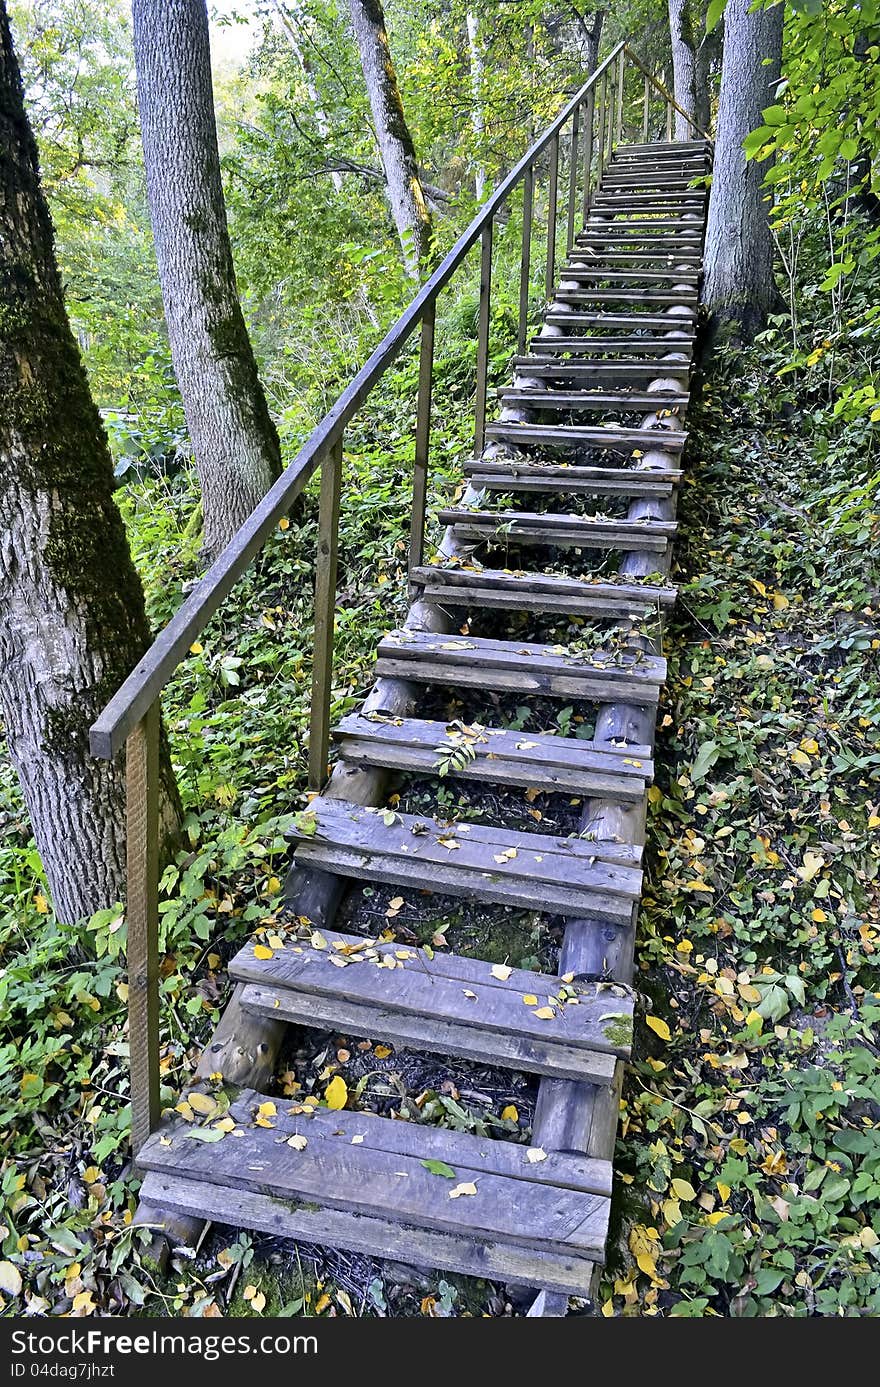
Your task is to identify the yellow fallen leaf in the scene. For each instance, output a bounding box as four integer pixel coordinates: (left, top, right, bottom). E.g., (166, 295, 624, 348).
(324, 1076, 348, 1110)
(790, 749, 811, 767)
(717, 1182, 731, 1204)
(189, 641, 203, 655)
(287, 1134, 308, 1151)
(800, 737, 819, 755)
(266, 876, 281, 895)
(449, 1182, 478, 1198)
(532, 1007, 555, 1020)
(213, 1117, 235, 1133)
(522, 993, 538, 1006)
(662, 1198, 682, 1225)
(707, 1210, 731, 1225)
(671, 1177, 696, 1201)
(501, 1104, 519, 1122)
(188, 1091, 217, 1117)
(253, 944, 274, 961)
(645, 1015, 671, 1042)
(811, 908, 827, 923)
(315, 1292, 331, 1314)
(796, 850, 825, 882)
(491, 964, 512, 981)
(0, 1261, 22, 1296)
(34, 892, 48, 914)
(526, 1147, 547, 1163)
(374, 1044, 393, 1059)
(636, 1252, 656, 1276)
(772, 591, 789, 610)
(258, 1101, 277, 1117)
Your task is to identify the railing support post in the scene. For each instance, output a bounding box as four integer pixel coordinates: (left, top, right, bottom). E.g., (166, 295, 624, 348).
(581, 87, 595, 222)
(308, 436, 342, 790)
(473, 220, 493, 457)
(545, 134, 559, 298)
(126, 702, 160, 1157)
(615, 50, 625, 146)
(409, 305, 435, 580)
(642, 74, 650, 142)
(595, 75, 607, 181)
(518, 167, 534, 354)
(566, 104, 580, 255)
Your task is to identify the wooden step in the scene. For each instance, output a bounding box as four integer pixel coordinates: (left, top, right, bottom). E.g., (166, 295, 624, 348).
(439, 507, 676, 552)
(333, 711, 653, 797)
(411, 561, 678, 618)
(527, 336, 693, 356)
(463, 457, 681, 491)
(231, 924, 635, 1081)
(511, 356, 691, 381)
(498, 387, 688, 412)
(288, 797, 643, 921)
(559, 267, 700, 284)
(554, 289, 699, 307)
(577, 227, 703, 240)
(138, 1091, 614, 1294)
(568, 249, 702, 264)
(485, 421, 686, 452)
(592, 194, 705, 208)
(542, 312, 695, 333)
(375, 628, 665, 704)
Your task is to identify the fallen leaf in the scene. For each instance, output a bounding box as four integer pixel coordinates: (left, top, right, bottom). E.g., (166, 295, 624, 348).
(501, 1104, 519, 1122)
(526, 1147, 547, 1163)
(0, 1262, 22, 1297)
(188, 1092, 217, 1116)
(491, 964, 512, 981)
(646, 1015, 671, 1042)
(253, 944, 274, 961)
(449, 1182, 478, 1198)
(421, 1159, 456, 1179)
(324, 1076, 348, 1110)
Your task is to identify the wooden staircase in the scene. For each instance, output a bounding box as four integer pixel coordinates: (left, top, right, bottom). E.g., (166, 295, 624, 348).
(137, 137, 711, 1309)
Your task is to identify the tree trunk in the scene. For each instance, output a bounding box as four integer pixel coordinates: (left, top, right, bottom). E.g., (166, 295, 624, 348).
(466, 11, 485, 200)
(346, 0, 432, 278)
(0, 3, 180, 924)
(669, 0, 699, 139)
(271, 0, 343, 192)
(702, 0, 783, 340)
(131, 0, 282, 562)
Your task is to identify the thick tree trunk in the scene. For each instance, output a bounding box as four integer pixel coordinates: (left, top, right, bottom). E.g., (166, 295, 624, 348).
(669, 0, 699, 139)
(131, 0, 282, 562)
(0, 4, 180, 923)
(346, 0, 432, 277)
(702, 0, 783, 340)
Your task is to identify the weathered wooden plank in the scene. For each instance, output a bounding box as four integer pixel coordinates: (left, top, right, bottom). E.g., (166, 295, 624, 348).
(554, 289, 698, 307)
(497, 387, 688, 411)
(463, 459, 680, 492)
(558, 267, 700, 283)
(440, 508, 675, 552)
(374, 629, 660, 687)
(138, 1090, 612, 1257)
(238, 921, 637, 1003)
(509, 357, 690, 379)
(333, 711, 652, 795)
(483, 422, 686, 451)
(526, 336, 693, 356)
(239, 983, 618, 1085)
(140, 1172, 599, 1295)
(411, 562, 677, 614)
(231, 933, 633, 1060)
(541, 314, 695, 335)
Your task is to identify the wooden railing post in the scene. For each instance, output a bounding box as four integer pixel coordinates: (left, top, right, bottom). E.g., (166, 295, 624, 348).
(409, 304, 435, 580)
(666, 80, 673, 141)
(605, 69, 615, 166)
(308, 436, 342, 790)
(595, 74, 607, 180)
(518, 166, 534, 354)
(545, 134, 559, 298)
(581, 87, 595, 222)
(615, 50, 625, 145)
(642, 74, 650, 141)
(126, 702, 160, 1156)
(473, 220, 493, 457)
(566, 104, 580, 254)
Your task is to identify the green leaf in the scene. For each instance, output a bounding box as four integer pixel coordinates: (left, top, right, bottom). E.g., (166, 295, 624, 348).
(421, 1159, 457, 1179)
(690, 740, 720, 783)
(185, 1126, 227, 1143)
(706, 0, 726, 32)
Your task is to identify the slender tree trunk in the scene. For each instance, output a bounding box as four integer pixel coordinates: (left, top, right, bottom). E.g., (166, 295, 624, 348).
(346, 0, 432, 277)
(132, 0, 282, 562)
(271, 0, 342, 192)
(669, 0, 698, 139)
(693, 29, 712, 135)
(466, 11, 485, 200)
(0, 3, 179, 923)
(702, 0, 783, 340)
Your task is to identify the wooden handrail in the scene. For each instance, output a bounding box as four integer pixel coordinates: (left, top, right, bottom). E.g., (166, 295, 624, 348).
(89, 40, 627, 762)
(623, 45, 714, 144)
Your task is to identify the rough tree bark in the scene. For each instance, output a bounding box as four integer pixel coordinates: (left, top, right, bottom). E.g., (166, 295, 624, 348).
(0, 3, 180, 923)
(702, 0, 784, 340)
(346, 0, 432, 277)
(669, 0, 699, 138)
(132, 0, 282, 562)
